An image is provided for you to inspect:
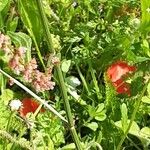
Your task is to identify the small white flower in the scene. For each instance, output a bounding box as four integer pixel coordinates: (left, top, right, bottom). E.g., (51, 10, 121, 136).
(9, 99, 22, 111)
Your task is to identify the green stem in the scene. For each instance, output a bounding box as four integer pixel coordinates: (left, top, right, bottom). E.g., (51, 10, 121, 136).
(116, 79, 150, 150)
(127, 136, 141, 150)
(36, 1, 83, 149)
(88, 61, 102, 101)
(76, 63, 90, 95)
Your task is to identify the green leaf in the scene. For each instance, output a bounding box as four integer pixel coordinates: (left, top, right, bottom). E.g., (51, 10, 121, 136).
(7, 16, 19, 32)
(48, 138, 54, 150)
(147, 82, 150, 96)
(61, 60, 71, 73)
(140, 127, 150, 138)
(64, 36, 82, 43)
(115, 120, 140, 137)
(0, 100, 10, 129)
(18, 0, 45, 68)
(121, 103, 128, 132)
(18, 0, 43, 43)
(139, 127, 150, 148)
(140, 0, 150, 32)
(95, 113, 106, 121)
(61, 143, 75, 150)
(88, 105, 96, 118)
(143, 39, 149, 49)
(0, 0, 9, 12)
(85, 122, 98, 131)
(135, 56, 150, 63)
(89, 103, 107, 121)
(142, 96, 150, 104)
(0, 89, 14, 105)
(7, 31, 32, 61)
(141, 39, 150, 57)
(8, 31, 32, 48)
(66, 76, 81, 88)
(96, 103, 104, 113)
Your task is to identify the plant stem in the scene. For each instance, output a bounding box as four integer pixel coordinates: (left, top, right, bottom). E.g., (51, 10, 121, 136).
(76, 63, 90, 95)
(88, 61, 102, 101)
(116, 79, 150, 150)
(36, 1, 83, 149)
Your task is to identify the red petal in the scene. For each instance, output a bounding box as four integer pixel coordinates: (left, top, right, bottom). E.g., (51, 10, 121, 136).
(19, 98, 43, 117)
(107, 61, 136, 82)
(113, 79, 131, 96)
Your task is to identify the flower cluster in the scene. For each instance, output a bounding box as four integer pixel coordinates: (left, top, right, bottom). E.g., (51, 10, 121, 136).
(107, 61, 136, 96)
(8, 47, 26, 75)
(32, 68, 55, 92)
(0, 32, 11, 54)
(0, 33, 56, 93)
(22, 59, 55, 92)
(51, 34, 61, 51)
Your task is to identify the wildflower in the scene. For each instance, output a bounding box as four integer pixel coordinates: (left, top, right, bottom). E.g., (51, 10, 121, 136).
(19, 98, 44, 117)
(27, 58, 37, 70)
(32, 69, 55, 92)
(17, 47, 26, 57)
(51, 56, 60, 65)
(0, 33, 11, 54)
(9, 54, 24, 75)
(22, 59, 55, 92)
(23, 58, 37, 82)
(113, 79, 130, 96)
(9, 99, 22, 111)
(107, 61, 136, 96)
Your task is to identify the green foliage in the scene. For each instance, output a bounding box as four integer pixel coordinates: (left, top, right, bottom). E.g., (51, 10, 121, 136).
(0, 89, 14, 105)
(0, 0, 150, 149)
(61, 59, 71, 73)
(0, 0, 9, 12)
(8, 31, 32, 61)
(18, 0, 43, 43)
(0, 99, 10, 129)
(140, 0, 150, 33)
(18, 0, 45, 68)
(121, 103, 128, 132)
(88, 103, 106, 121)
(36, 112, 65, 148)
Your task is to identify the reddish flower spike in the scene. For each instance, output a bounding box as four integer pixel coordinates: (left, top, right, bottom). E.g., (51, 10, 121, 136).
(19, 98, 44, 117)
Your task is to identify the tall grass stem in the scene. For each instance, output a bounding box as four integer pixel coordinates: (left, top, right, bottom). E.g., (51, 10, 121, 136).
(36, 1, 83, 149)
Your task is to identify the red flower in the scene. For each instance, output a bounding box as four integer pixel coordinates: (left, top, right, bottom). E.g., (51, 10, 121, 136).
(113, 79, 131, 96)
(19, 98, 44, 117)
(107, 61, 136, 96)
